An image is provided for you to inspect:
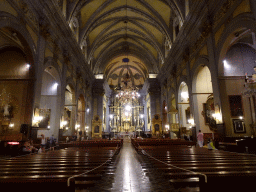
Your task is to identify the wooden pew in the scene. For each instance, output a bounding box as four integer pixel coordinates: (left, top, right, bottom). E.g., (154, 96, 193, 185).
(0, 141, 121, 192)
(132, 139, 256, 191)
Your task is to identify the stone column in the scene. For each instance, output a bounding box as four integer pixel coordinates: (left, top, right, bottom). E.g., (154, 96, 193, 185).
(207, 31, 225, 136)
(92, 79, 105, 135)
(32, 31, 46, 109)
(58, 59, 67, 139)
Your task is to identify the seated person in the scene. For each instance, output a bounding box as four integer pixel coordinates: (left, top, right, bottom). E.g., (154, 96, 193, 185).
(72, 133, 77, 141)
(204, 138, 216, 150)
(29, 140, 38, 153)
(22, 141, 32, 154)
(49, 135, 56, 150)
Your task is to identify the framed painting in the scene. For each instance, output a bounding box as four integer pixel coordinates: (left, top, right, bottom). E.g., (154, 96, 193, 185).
(38, 109, 51, 128)
(232, 119, 246, 133)
(229, 95, 243, 117)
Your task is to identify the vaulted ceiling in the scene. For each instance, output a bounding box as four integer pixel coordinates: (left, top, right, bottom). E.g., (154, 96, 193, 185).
(65, 0, 186, 86)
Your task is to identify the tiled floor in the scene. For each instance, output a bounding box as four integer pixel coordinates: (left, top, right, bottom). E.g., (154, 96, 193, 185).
(110, 138, 151, 192)
(90, 137, 175, 192)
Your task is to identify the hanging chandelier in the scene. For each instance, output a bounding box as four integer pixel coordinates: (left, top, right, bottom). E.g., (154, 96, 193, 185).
(116, 88, 140, 105)
(114, 0, 140, 106)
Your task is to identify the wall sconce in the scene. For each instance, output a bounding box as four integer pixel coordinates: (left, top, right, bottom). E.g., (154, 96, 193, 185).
(26, 64, 31, 70)
(32, 116, 43, 126)
(237, 108, 243, 120)
(85, 126, 89, 132)
(188, 119, 195, 128)
(140, 114, 144, 118)
(75, 124, 80, 130)
(86, 106, 90, 113)
(110, 114, 113, 119)
(212, 113, 222, 123)
(47, 126, 50, 129)
(60, 121, 68, 129)
(165, 124, 169, 131)
(181, 92, 189, 100)
(9, 123, 14, 128)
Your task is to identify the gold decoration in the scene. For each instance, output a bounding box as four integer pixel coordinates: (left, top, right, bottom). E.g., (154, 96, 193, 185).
(0, 89, 18, 120)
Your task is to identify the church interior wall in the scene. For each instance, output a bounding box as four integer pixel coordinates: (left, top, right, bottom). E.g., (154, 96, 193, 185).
(0, 45, 34, 136)
(0, 0, 256, 141)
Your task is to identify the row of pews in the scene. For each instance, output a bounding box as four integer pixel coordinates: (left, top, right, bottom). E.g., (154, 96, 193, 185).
(0, 140, 122, 192)
(132, 138, 256, 192)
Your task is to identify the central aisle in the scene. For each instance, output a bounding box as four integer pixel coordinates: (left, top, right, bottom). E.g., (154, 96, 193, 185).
(111, 138, 151, 192)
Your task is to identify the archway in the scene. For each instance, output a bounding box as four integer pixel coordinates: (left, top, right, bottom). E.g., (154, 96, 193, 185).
(192, 65, 214, 134)
(37, 66, 60, 139)
(63, 84, 76, 136)
(178, 82, 190, 138)
(220, 42, 256, 136)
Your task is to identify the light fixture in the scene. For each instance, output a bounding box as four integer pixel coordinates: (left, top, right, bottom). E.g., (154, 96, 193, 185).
(181, 92, 189, 99)
(60, 121, 68, 129)
(223, 60, 230, 69)
(110, 114, 113, 119)
(75, 124, 80, 130)
(237, 108, 243, 120)
(140, 114, 144, 118)
(47, 126, 50, 129)
(33, 116, 43, 125)
(86, 106, 90, 113)
(188, 118, 195, 125)
(125, 105, 131, 111)
(9, 123, 14, 128)
(53, 82, 58, 89)
(26, 64, 30, 69)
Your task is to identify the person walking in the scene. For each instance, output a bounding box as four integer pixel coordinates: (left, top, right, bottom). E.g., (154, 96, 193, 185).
(49, 135, 55, 150)
(197, 130, 204, 147)
(40, 134, 46, 152)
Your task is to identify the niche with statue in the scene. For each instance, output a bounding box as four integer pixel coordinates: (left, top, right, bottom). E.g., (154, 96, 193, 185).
(152, 114, 162, 135)
(92, 115, 102, 138)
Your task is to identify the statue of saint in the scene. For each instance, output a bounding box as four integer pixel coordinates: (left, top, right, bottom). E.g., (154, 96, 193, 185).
(3, 104, 10, 117)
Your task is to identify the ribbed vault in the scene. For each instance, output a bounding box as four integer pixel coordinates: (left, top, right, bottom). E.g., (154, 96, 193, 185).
(66, 0, 185, 86)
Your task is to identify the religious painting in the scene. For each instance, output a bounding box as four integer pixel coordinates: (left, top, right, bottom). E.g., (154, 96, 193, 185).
(155, 124, 159, 132)
(94, 125, 99, 133)
(229, 95, 243, 117)
(38, 109, 51, 128)
(203, 95, 216, 131)
(185, 107, 190, 124)
(233, 119, 246, 133)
